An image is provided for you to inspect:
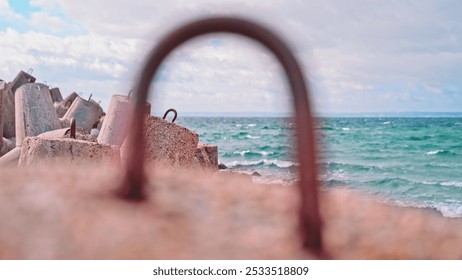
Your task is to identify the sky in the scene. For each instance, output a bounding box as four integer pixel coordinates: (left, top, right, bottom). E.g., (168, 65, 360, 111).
(1, 0, 462, 115)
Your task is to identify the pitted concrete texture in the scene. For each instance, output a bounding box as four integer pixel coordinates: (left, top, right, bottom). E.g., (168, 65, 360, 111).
(0, 166, 462, 259)
(195, 144, 218, 170)
(121, 116, 199, 166)
(38, 128, 97, 142)
(50, 88, 63, 103)
(18, 137, 119, 167)
(0, 138, 16, 157)
(15, 83, 61, 146)
(62, 96, 104, 131)
(97, 95, 150, 146)
(2, 71, 36, 139)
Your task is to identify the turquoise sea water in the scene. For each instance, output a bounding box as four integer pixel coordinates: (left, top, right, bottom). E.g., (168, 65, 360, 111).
(177, 117, 462, 218)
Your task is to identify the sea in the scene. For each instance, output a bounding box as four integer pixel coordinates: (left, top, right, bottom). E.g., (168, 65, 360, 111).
(176, 115, 462, 218)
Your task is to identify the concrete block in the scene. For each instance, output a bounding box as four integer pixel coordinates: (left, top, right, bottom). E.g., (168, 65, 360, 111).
(195, 143, 218, 170)
(121, 115, 198, 166)
(37, 127, 96, 142)
(0, 85, 4, 150)
(97, 95, 150, 146)
(0, 137, 15, 157)
(54, 102, 68, 118)
(15, 83, 61, 146)
(3, 71, 36, 138)
(62, 92, 78, 108)
(19, 137, 119, 167)
(0, 147, 21, 167)
(62, 96, 104, 131)
(96, 115, 104, 130)
(50, 88, 63, 103)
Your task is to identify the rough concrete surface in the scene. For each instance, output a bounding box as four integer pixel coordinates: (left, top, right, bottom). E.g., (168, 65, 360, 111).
(2, 71, 36, 138)
(19, 137, 119, 167)
(0, 147, 21, 167)
(62, 97, 104, 131)
(121, 116, 199, 166)
(195, 143, 218, 170)
(50, 88, 63, 103)
(15, 83, 61, 146)
(97, 95, 147, 146)
(0, 166, 461, 259)
(38, 128, 97, 142)
(0, 138, 15, 157)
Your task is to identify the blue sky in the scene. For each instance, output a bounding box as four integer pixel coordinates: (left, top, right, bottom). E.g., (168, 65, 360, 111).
(1, 0, 462, 115)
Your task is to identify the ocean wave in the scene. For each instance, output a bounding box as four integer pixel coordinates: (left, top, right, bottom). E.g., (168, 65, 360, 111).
(342, 127, 350, 131)
(440, 181, 462, 188)
(233, 150, 273, 157)
(426, 150, 455, 156)
(324, 162, 382, 172)
(426, 150, 444, 155)
(247, 124, 257, 127)
(225, 159, 297, 169)
(246, 135, 261, 139)
(394, 200, 462, 218)
(383, 121, 391, 125)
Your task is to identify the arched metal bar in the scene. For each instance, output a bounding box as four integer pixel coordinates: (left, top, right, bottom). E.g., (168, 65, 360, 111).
(120, 17, 323, 254)
(162, 108, 178, 123)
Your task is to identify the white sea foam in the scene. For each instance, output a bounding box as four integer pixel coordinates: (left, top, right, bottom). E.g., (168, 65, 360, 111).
(426, 150, 444, 155)
(393, 199, 462, 218)
(233, 150, 250, 156)
(233, 150, 273, 157)
(246, 135, 261, 139)
(435, 203, 462, 218)
(247, 124, 257, 127)
(383, 121, 391, 125)
(440, 181, 462, 188)
(342, 127, 350, 131)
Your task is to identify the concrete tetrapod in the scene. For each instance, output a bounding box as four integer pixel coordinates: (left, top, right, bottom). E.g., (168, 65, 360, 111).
(97, 94, 151, 147)
(50, 88, 63, 103)
(62, 96, 104, 131)
(15, 83, 61, 147)
(3, 71, 36, 138)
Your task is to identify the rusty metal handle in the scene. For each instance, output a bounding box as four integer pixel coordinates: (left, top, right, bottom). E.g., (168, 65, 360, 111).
(162, 108, 177, 123)
(70, 118, 76, 139)
(120, 17, 322, 255)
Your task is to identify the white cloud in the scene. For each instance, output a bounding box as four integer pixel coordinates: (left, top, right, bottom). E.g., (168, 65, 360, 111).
(2, 0, 462, 113)
(30, 12, 69, 32)
(0, 0, 22, 20)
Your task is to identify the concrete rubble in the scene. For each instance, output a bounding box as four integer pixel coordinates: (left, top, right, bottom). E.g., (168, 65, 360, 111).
(0, 71, 219, 170)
